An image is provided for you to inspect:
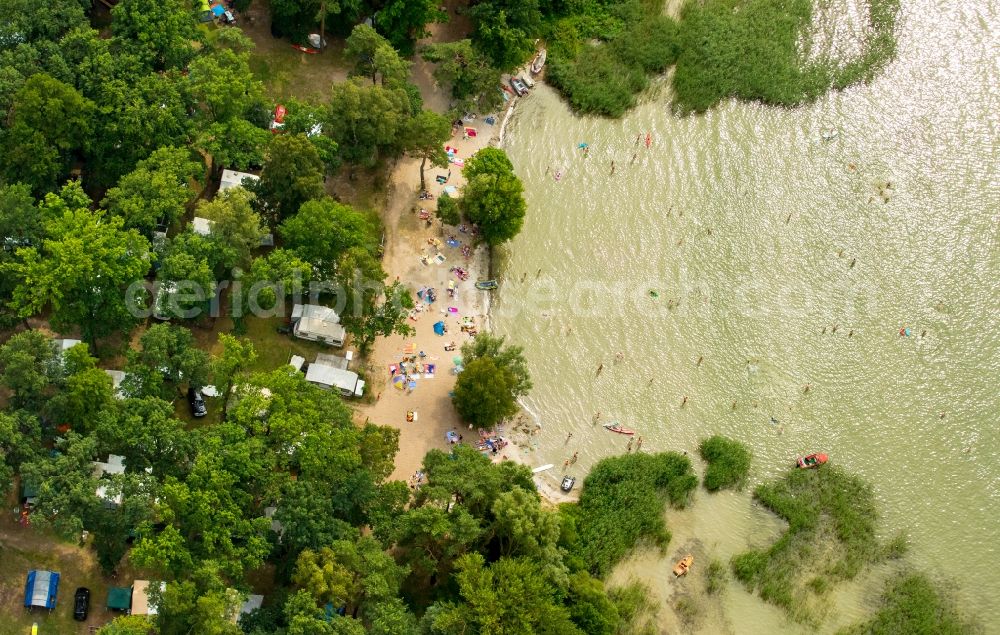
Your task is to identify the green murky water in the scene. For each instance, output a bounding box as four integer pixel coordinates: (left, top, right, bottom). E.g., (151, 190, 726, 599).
(492, 0, 999, 629)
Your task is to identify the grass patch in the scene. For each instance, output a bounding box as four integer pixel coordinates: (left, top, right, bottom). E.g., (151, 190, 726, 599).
(609, 582, 660, 635)
(705, 557, 727, 595)
(561, 452, 698, 577)
(242, 315, 334, 373)
(698, 435, 751, 491)
(672, 0, 900, 113)
(839, 572, 976, 635)
(730, 466, 899, 623)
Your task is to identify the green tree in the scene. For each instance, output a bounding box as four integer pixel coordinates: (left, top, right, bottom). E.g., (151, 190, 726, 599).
(452, 358, 518, 429)
(435, 194, 461, 226)
(52, 366, 114, 430)
(94, 396, 194, 477)
(344, 25, 409, 86)
(154, 563, 243, 635)
(5, 187, 150, 343)
(0, 0, 87, 43)
(96, 615, 155, 635)
(0, 330, 59, 406)
(421, 40, 503, 113)
(0, 184, 42, 251)
(188, 46, 266, 123)
(343, 281, 414, 354)
(325, 78, 414, 168)
(462, 147, 514, 179)
(279, 197, 377, 280)
(565, 571, 621, 635)
(123, 324, 211, 400)
(102, 146, 204, 235)
(459, 332, 531, 396)
(239, 248, 312, 318)
(156, 231, 219, 315)
(422, 553, 583, 634)
(0, 74, 95, 193)
(462, 171, 526, 246)
(404, 110, 451, 192)
(253, 133, 325, 223)
(20, 432, 101, 538)
(196, 118, 272, 174)
(196, 187, 265, 270)
(0, 410, 43, 493)
(211, 334, 257, 418)
(112, 0, 198, 70)
(374, 0, 445, 55)
(468, 0, 540, 70)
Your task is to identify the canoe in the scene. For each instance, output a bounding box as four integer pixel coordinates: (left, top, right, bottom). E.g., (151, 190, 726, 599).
(603, 422, 635, 435)
(797, 453, 828, 469)
(673, 555, 693, 577)
(531, 49, 547, 74)
(475, 280, 498, 290)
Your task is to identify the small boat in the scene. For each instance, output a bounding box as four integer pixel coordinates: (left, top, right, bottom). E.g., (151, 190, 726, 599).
(603, 422, 635, 436)
(520, 73, 535, 89)
(821, 128, 839, 141)
(531, 49, 547, 75)
(475, 280, 498, 290)
(673, 555, 694, 577)
(561, 476, 576, 492)
(797, 453, 828, 469)
(510, 77, 528, 97)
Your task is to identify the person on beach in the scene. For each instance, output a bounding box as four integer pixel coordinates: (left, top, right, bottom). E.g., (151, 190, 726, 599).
(635, 133, 641, 145)
(626, 438, 634, 453)
(545, 166, 550, 175)
(593, 412, 601, 423)
(803, 384, 811, 393)
(571, 451, 579, 464)
(563, 459, 570, 469)
(636, 436, 643, 451)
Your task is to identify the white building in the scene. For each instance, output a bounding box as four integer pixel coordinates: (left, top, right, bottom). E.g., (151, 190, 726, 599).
(291, 304, 345, 347)
(92, 454, 126, 507)
(304, 363, 364, 397)
(191, 216, 214, 236)
(219, 169, 260, 193)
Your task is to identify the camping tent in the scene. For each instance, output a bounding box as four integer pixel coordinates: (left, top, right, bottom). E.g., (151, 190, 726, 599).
(107, 587, 131, 612)
(24, 570, 59, 609)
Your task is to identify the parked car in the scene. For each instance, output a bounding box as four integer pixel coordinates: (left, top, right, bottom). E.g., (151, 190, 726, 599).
(73, 587, 90, 621)
(188, 387, 207, 418)
(510, 77, 528, 97)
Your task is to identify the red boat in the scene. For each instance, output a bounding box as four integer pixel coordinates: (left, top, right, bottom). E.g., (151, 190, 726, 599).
(603, 422, 635, 436)
(797, 453, 828, 469)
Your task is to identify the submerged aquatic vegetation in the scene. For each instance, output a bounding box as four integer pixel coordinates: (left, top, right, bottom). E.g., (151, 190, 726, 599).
(839, 572, 976, 635)
(698, 435, 752, 491)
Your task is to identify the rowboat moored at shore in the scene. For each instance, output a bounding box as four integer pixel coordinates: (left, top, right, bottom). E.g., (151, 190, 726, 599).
(673, 555, 693, 576)
(531, 49, 547, 74)
(603, 422, 635, 435)
(797, 453, 828, 469)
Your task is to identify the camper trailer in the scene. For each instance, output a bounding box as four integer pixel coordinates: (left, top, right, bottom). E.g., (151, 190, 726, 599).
(291, 304, 346, 347)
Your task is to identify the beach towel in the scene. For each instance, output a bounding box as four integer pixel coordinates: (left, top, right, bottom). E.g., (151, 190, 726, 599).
(446, 238, 460, 248)
(408, 380, 417, 390)
(426, 364, 436, 374)
(449, 157, 465, 167)
(434, 253, 446, 264)
(444, 146, 459, 155)
(465, 128, 477, 137)
(444, 185, 458, 196)
(448, 306, 459, 313)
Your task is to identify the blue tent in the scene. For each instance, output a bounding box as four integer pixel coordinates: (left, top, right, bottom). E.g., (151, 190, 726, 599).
(211, 4, 224, 16)
(433, 321, 445, 336)
(24, 570, 59, 609)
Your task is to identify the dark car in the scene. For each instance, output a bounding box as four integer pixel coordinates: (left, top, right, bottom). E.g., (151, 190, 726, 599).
(73, 587, 90, 621)
(188, 387, 207, 418)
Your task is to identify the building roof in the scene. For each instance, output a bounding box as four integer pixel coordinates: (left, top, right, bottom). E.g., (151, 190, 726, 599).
(289, 355, 305, 371)
(220, 169, 260, 192)
(53, 338, 82, 352)
(304, 363, 363, 395)
(132, 580, 165, 615)
(107, 586, 132, 610)
(314, 353, 349, 369)
(240, 594, 264, 616)
(292, 303, 340, 323)
(191, 216, 214, 236)
(294, 316, 346, 343)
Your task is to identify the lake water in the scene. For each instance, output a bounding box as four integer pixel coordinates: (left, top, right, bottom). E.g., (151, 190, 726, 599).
(491, 0, 999, 630)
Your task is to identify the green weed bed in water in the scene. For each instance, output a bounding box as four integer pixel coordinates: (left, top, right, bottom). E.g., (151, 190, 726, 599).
(698, 435, 752, 491)
(732, 466, 906, 623)
(560, 452, 698, 577)
(673, 0, 900, 113)
(542, 0, 899, 116)
(839, 572, 976, 635)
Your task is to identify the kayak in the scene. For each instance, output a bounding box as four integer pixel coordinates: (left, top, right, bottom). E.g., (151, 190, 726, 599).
(673, 555, 693, 577)
(797, 453, 828, 469)
(475, 280, 498, 290)
(603, 422, 635, 435)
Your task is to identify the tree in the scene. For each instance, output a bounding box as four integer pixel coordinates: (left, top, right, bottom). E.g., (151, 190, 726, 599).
(421, 554, 583, 634)
(343, 281, 414, 354)
(94, 396, 194, 477)
(344, 25, 410, 86)
(238, 248, 312, 320)
(5, 186, 150, 343)
(0, 184, 42, 250)
(435, 194, 461, 226)
(196, 118, 272, 174)
(374, 0, 445, 55)
(0, 410, 43, 493)
(468, 0, 540, 70)
(421, 40, 503, 112)
(0, 0, 87, 44)
(565, 572, 620, 635)
(463, 147, 514, 179)
(0, 74, 95, 193)
(157, 231, 219, 315)
(154, 563, 244, 635)
(123, 324, 211, 400)
(52, 366, 114, 430)
(404, 110, 451, 192)
(102, 146, 204, 235)
(112, 0, 198, 70)
(188, 47, 266, 123)
(19, 433, 101, 538)
(452, 357, 519, 429)
(279, 197, 377, 279)
(462, 171, 526, 246)
(211, 334, 257, 419)
(96, 615, 155, 635)
(196, 187, 265, 270)
(325, 78, 414, 168)
(253, 134, 325, 223)
(0, 330, 59, 406)
(459, 332, 531, 397)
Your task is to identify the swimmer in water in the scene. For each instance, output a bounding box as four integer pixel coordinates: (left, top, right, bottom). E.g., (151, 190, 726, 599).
(610, 161, 615, 175)
(596, 363, 604, 376)
(697, 356, 703, 367)
(681, 396, 688, 407)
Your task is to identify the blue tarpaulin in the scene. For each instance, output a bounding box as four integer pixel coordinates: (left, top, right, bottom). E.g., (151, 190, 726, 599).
(211, 4, 224, 16)
(433, 321, 445, 336)
(24, 570, 59, 609)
